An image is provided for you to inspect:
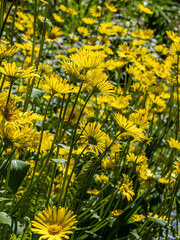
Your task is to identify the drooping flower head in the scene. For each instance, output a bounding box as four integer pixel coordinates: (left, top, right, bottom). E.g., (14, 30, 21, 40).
(70, 48, 106, 70)
(0, 62, 39, 82)
(0, 41, 18, 63)
(43, 73, 74, 96)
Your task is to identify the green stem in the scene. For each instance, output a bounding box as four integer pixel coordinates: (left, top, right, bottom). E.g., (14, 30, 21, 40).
(175, 54, 179, 139)
(10, 0, 18, 45)
(59, 85, 83, 143)
(9, 95, 53, 215)
(45, 162, 57, 207)
(6, 80, 13, 105)
(23, 0, 51, 111)
(0, 0, 18, 39)
(0, 74, 6, 92)
(31, 0, 37, 66)
(58, 90, 93, 206)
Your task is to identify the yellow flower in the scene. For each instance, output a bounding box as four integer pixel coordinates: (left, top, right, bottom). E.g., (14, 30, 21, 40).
(59, 5, 77, 15)
(127, 153, 148, 172)
(129, 111, 149, 130)
(167, 138, 180, 150)
(90, 5, 102, 17)
(138, 168, 156, 188)
(108, 95, 130, 109)
(87, 70, 115, 95)
(102, 157, 115, 170)
(154, 45, 169, 55)
(148, 212, 168, 222)
(110, 209, 123, 216)
(105, 59, 127, 71)
(79, 122, 106, 154)
(52, 13, 64, 23)
(131, 29, 154, 39)
(77, 27, 89, 37)
(82, 17, 96, 24)
(59, 105, 80, 124)
(0, 62, 39, 82)
(105, 1, 117, 12)
(96, 173, 109, 183)
(119, 175, 135, 201)
(133, 214, 145, 222)
(70, 48, 105, 70)
(61, 58, 88, 83)
(114, 113, 145, 141)
(98, 22, 115, 36)
(31, 206, 77, 240)
(166, 30, 180, 42)
(0, 122, 38, 149)
(40, 0, 48, 4)
(87, 189, 100, 195)
(137, 4, 153, 14)
(43, 73, 74, 96)
(117, 44, 136, 60)
(0, 41, 18, 62)
(46, 26, 62, 42)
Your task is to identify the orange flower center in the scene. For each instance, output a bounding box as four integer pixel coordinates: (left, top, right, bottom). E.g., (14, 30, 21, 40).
(48, 224, 62, 235)
(123, 184, 129, 192)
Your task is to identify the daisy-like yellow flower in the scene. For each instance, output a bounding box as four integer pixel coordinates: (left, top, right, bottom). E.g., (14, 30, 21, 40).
(117, 43, 136, 60)
(82, 17, 96, 25)
(166, 30, 180, 42)
(138, 168, 156, 188)
(43, 73, 74, 96)
(129, 111, 149, 130)
(102, 157, 115, 170)
(52, 13, 64, 23)
(61, 58, 88, 83)
(87, 70, 115, 95)
(110, 209, 123, 216)
(0, 41, 18, 62)
(131, 29, 154, 39)
(167, 138, 180, 150)
(0, 122, 38, 149)
(137, 4, 153, 15)
(114, 113, 145, 141)
(119, 175, 135, 201)
(77, 27, 89, 37)
(96, 173, 109, 183)
(105, 1, 117, 12)
(70, 49, 105, 70)
(46, 26, 62, 42)
(90, 5, 102, 17)
(133, 214, 145, 222)
(59, 4, 77, 15)
(79, 122, 106, 154)
(87, 189, 100, 195)
(154, 44, 169, 56)
(31, 206, 77, 240)
(0, 62, 39, 82)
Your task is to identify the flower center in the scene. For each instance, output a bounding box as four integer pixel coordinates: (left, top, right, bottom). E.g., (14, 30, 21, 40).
(88, 136, 97, 145)
(123, 184, 129, 192)
(48, 224, 62, 235)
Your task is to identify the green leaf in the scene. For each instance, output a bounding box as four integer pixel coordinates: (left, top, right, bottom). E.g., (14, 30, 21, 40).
(0, 197, 10, 202)
(85, 231, 102, 239)
(0, 212, 11, 226)
(149, 217, 167, 227)
(31, 88, 44, 99)
(4, 160, 31, 193)
(58, 143, 70, 150)
(130, 229, 142, 239)
(52, 158, 67, 169)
